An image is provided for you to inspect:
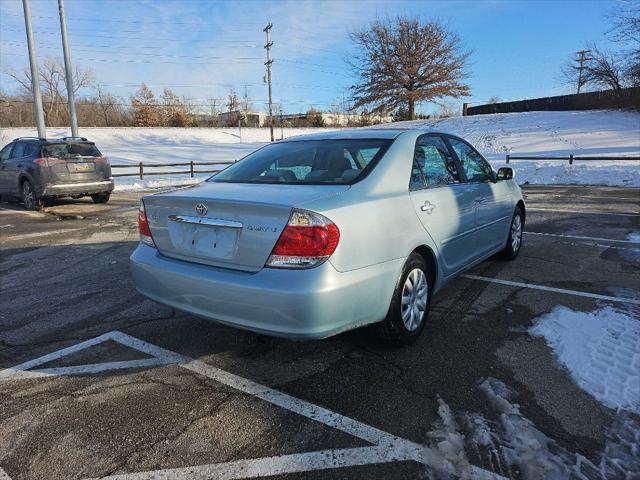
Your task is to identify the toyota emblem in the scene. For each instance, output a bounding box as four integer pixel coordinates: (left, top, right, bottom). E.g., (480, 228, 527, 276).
(195, 203, 208, 216)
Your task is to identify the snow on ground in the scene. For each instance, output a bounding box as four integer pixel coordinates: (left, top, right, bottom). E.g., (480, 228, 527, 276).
(468, 378, 640, 479)
(529, 306, 640, 414)
(424, 378, 640, 479)
(2, 109, 639, 189)
(391, 109, 640, 187)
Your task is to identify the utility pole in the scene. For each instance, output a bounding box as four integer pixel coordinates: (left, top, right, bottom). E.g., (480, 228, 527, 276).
(263, 23, 274, 142)
(57, 0, 78, 137)
(575, 49, 592, 94)
(22, 0, 46, 138)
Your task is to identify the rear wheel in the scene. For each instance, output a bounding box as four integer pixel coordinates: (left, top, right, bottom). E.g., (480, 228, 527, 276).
(501, 206, 524, 260)
(378, 253, 431, 346)
(91, 192, 110, 204)
(22, 180, 43, 211)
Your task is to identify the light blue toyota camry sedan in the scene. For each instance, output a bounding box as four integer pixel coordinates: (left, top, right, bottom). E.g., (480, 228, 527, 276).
(130, 128, 525, 345)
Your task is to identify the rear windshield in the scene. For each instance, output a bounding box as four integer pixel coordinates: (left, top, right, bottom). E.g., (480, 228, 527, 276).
(43, 143, 101, 159)
(209, 139, 392, 185)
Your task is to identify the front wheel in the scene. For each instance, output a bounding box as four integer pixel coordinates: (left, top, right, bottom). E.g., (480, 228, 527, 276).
(91, 192, 111, 204)
(501, 206, 524, 260)
(377, 253, 431, 346)
(22, 180, 43, 211)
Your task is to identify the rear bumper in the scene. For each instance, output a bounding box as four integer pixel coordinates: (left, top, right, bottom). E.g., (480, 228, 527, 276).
(130, 243, 402, 339)
(41, 179, 114, 197)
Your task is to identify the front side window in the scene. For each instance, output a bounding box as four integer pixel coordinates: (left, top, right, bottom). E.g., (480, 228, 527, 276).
(412, 135, 461, 189)
(448, 138, 493, 183)
(210, 139, 392, 185)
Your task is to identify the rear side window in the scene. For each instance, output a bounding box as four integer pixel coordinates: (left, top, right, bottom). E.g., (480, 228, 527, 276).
(0, 144, 13, 161)
(448, 138, 493, 183)
(411, 136, 461, 189)
(210, 139, 392, 185)
(12, 142, 26, 158)
(43, 143, 101, 159)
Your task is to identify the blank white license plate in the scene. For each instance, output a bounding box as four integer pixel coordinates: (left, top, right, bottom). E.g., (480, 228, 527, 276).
(169, 223, 238, 259)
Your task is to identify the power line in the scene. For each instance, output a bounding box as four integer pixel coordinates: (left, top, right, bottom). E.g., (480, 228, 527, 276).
(1, 42, 263, 60)
(0, 28, 262, 45)
(1, 12, 265, 27)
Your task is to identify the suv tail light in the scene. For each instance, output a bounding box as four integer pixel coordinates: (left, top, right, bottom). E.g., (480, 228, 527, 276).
(138, 200, 155, 247)
(266, 209, 339, 269)
(34, 157, 65, 166)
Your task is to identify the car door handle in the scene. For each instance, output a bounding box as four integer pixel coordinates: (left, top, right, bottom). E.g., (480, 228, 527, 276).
(420, 201, 435, 214)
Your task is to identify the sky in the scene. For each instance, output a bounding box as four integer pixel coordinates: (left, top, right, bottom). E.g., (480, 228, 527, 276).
(0, 0, 627, 116)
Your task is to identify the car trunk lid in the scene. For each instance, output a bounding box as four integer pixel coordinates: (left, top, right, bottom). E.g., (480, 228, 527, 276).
(144, 182, 349, 272)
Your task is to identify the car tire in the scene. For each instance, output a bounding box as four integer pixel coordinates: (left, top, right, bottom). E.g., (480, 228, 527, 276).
(91, 192, 110, 204)
(22, 180, 43, 211)
(501, 206, 524, 260)
(378, 252, 431, 346)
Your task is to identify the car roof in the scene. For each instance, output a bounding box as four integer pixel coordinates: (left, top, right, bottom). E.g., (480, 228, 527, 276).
(282, 127, 457, 142)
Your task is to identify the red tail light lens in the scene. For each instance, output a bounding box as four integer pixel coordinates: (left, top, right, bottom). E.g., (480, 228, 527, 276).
(266, 209, 340, 268)
(138, 200, 155, 247)
(34, 157, 65, 166)
(95, 156, 110, 164)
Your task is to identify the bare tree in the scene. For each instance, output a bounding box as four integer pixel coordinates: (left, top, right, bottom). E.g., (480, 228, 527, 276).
(487, 96, 501, 104)
(349, 16, 471, 120)
(585, 45, 627, 93)
(607, 1, 640, 87)
(5, 57, 93, 125)
(160, 88, 189, 127)
(131, 83, 160, 127)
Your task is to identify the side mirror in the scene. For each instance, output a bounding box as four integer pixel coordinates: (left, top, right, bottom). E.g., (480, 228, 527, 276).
(497, 167, 514, 181)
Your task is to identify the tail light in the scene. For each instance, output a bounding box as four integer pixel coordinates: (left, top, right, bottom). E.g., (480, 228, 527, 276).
(34, 157, 65, 166)
(138, 200, 155, 247)
(95, 156, 110, 164)
(266, 209, 339, 269)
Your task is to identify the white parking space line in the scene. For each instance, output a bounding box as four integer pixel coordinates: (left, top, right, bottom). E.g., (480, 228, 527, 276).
(525, 231, 640, 244)
(0, 331, 505, 480)
(0, 467, 11, 480)
(462, 275, 640, 305)
(93, 446, 412, 480)
(527, 207, 640, 217)
(5, 358, 174, 381)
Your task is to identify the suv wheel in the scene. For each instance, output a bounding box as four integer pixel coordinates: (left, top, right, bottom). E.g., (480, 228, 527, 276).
(22, 180, 43, 211)
(378, 253, 431, 346)
(91, 192, 110, 204)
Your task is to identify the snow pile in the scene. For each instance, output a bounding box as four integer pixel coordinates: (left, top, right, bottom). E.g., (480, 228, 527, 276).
(529, 306, 640, 414)
(2, 110, 639, 189)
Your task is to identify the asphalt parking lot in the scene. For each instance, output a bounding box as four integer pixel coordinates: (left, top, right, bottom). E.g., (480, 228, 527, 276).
(0, 185, 639, 480)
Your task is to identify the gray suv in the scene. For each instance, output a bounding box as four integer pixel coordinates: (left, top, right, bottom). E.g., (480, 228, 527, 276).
(0, 136, 114, 210)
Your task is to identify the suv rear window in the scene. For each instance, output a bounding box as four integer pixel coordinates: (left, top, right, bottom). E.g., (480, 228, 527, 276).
(210, 139, 392, 185)
(43, 143, 101, 159)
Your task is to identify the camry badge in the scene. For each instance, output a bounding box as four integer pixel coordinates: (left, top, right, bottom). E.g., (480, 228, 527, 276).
(195, 203, 208, 216)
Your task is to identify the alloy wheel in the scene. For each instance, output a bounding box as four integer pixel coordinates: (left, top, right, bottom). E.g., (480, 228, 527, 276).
(22, 182, 35, 210)
(511, 214, 522, 252)
(400, 268, 428, 332)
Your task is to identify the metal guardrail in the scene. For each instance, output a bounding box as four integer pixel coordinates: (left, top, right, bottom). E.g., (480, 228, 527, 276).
(111, 160, 234, 179)
(506, 154, 640, 165)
